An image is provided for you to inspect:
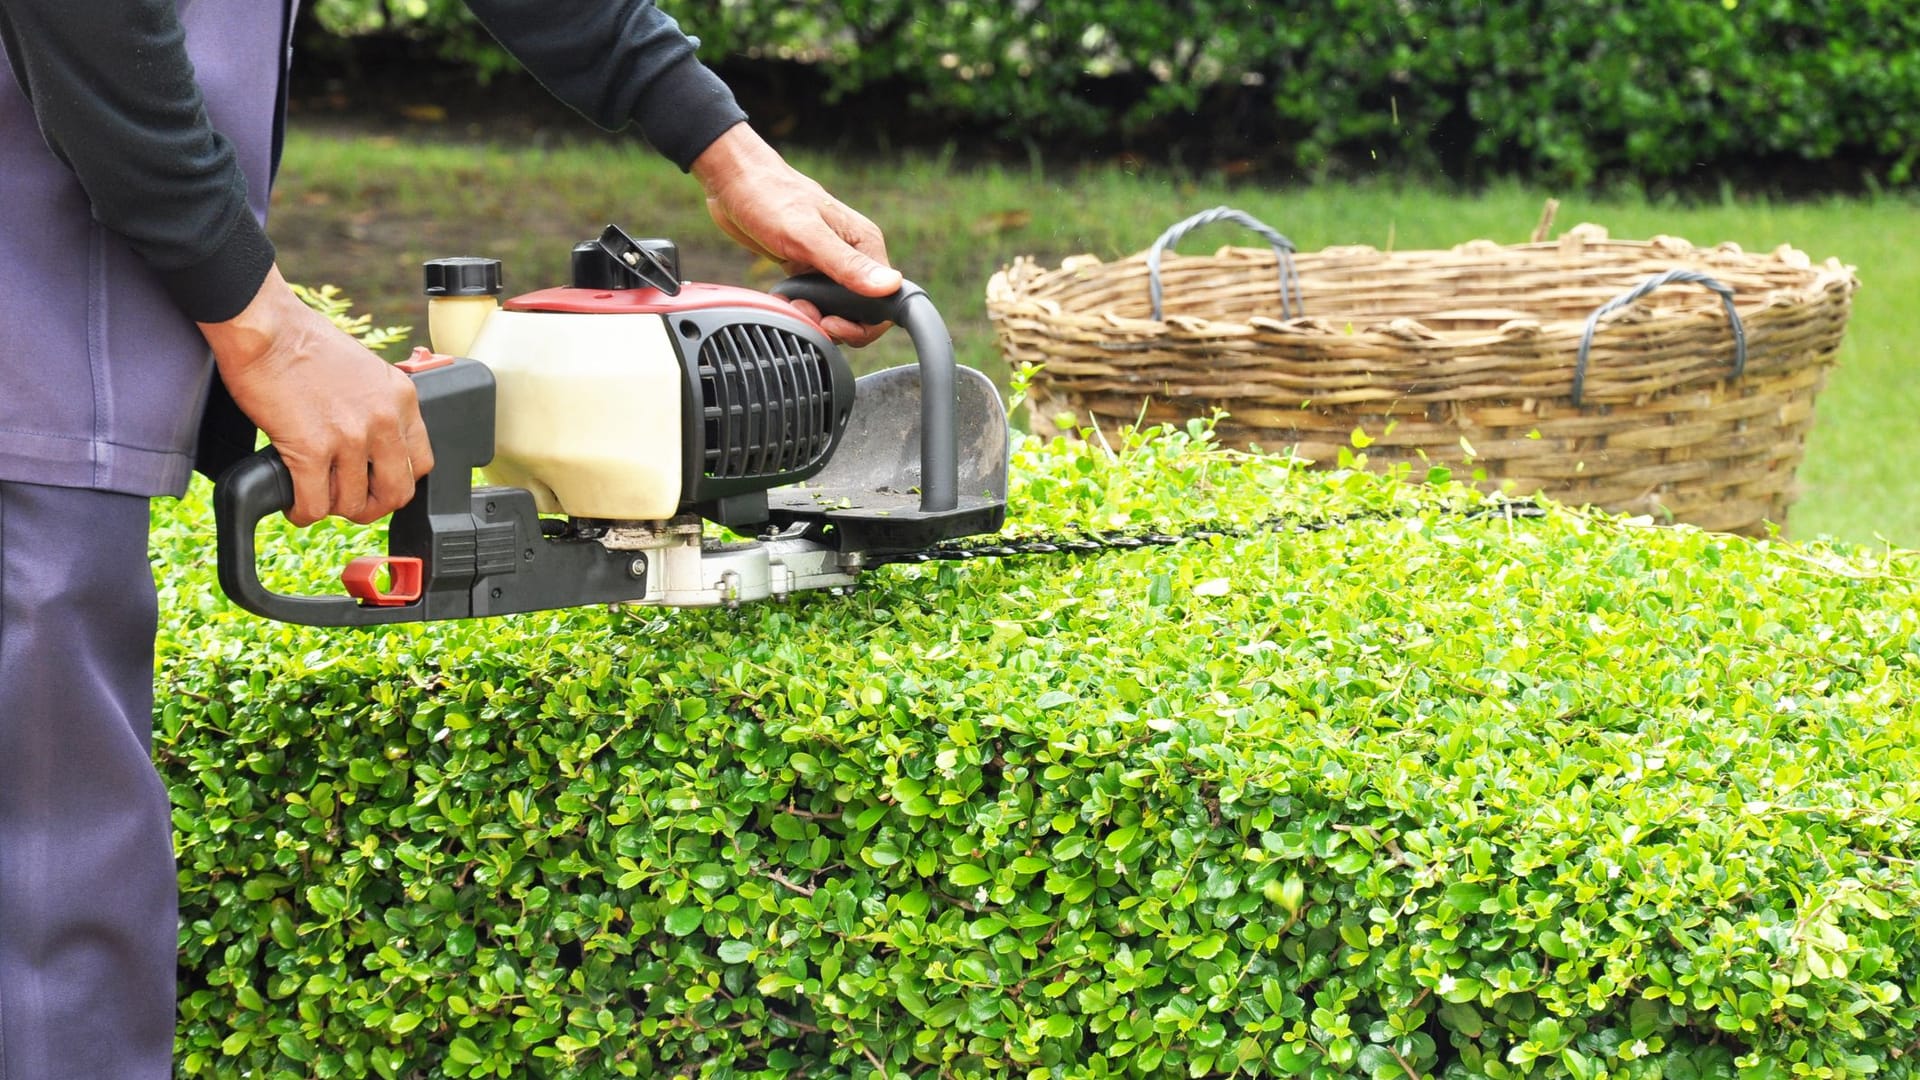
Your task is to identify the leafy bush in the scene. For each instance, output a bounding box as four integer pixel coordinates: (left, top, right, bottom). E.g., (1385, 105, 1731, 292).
(160, 411, 1920, 1078)
(304, 0, 513, 78)
(292, 282, 412, 355)
(303, 0, 1920, 186)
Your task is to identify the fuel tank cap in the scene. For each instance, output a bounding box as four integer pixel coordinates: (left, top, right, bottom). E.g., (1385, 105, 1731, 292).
(422, 256, 503, 297)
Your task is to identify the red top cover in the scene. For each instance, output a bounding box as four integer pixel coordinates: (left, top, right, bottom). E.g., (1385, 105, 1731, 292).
(503, 283, 820, 327)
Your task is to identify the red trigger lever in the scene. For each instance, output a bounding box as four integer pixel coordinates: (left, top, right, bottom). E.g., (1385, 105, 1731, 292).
(341, 556, 424, 606)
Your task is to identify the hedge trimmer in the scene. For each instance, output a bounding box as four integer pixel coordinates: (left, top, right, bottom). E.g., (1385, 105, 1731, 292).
(213, 226, 1542, 626)
(214, 225, 1014, 625)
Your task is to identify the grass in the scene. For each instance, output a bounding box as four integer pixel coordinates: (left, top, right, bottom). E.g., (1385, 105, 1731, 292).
(272, 130, 1920, 547)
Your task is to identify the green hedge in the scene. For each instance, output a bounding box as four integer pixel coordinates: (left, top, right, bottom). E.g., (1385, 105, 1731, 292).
(304, 0, 1920, 185)
(160, 416, 1920, 1078)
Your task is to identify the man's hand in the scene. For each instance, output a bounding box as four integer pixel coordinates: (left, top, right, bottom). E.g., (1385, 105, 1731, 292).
(692, 124, 903, 346)
(198, 266, 435, 526)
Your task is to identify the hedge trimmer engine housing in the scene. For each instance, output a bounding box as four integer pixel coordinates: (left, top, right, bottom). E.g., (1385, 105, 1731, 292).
(214, 226, 1010, 626)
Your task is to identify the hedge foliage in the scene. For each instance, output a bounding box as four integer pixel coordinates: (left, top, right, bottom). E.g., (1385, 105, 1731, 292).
(159, 411, 1920, 1078)
(304, 0, 1920, 185)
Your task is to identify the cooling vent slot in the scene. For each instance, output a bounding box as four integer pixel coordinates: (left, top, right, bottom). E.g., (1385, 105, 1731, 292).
(697, 323, 838, 479)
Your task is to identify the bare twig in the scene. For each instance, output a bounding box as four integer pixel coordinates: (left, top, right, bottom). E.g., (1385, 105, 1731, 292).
(767, 870, 816, 897)
(765, 1010, 822, 1036)
(1530, 198, 1560, 243)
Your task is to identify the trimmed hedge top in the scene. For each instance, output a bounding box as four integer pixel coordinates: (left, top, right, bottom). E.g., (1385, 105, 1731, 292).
(159, 422, 1920, 1078)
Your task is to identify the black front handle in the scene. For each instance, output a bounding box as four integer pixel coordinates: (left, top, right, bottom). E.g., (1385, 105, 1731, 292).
(771, 274, 958, 513)
(771, 274, 920, 328)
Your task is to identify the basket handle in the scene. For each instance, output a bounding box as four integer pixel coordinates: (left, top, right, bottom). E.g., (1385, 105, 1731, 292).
(1146, 206, 1302, 321)
(1573, 268, 1746, 407)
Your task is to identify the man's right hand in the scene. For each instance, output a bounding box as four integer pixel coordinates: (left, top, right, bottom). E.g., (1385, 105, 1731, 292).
(198, 265, 435, 527)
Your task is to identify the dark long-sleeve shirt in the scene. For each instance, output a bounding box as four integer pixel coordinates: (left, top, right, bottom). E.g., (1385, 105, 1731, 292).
(0, 0, 746, 323)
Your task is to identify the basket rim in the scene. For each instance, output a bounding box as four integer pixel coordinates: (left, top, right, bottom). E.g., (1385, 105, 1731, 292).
(986, 225, 1859, 344)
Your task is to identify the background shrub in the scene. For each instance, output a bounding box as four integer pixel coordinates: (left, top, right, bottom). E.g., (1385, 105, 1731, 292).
(301, 0, 1920, 186)
(161, 419, 1920, 1078)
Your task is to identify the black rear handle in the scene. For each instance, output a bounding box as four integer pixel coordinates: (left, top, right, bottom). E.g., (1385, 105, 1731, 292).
(213, 358, 499, 626)
(213, 356, 658, 627)
(213, 447, 424, 626)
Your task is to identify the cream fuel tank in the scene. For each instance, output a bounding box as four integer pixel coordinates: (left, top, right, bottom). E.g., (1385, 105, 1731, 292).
(213, 226, 1010, 626)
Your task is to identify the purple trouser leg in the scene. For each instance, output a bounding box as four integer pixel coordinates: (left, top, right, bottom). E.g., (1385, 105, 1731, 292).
(0, 480, 173, 1079)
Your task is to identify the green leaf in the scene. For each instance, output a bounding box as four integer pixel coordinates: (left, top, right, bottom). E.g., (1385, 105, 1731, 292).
(446, 1037, 484, 1066)
(1147, 573, 1173, 607)
(949, 864, 992, 888)
(971, 915, 1009, 939)
(1328, 848, 1371, 875)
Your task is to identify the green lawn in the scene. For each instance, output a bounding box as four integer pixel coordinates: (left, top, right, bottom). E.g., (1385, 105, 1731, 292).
(274, 132, 1920, 546)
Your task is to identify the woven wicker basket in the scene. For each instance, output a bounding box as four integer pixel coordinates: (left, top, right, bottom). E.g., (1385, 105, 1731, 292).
(987, 209, 1858, 536)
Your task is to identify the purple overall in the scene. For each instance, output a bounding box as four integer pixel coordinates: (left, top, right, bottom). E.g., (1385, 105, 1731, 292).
(0, 1, 292, 1075)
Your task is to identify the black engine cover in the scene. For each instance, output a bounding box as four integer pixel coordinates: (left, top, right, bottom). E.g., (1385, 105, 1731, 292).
(667, 307, 856, 527)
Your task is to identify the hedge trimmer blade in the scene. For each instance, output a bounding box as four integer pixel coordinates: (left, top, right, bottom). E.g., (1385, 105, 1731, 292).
(869, 498, 1549, 569)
